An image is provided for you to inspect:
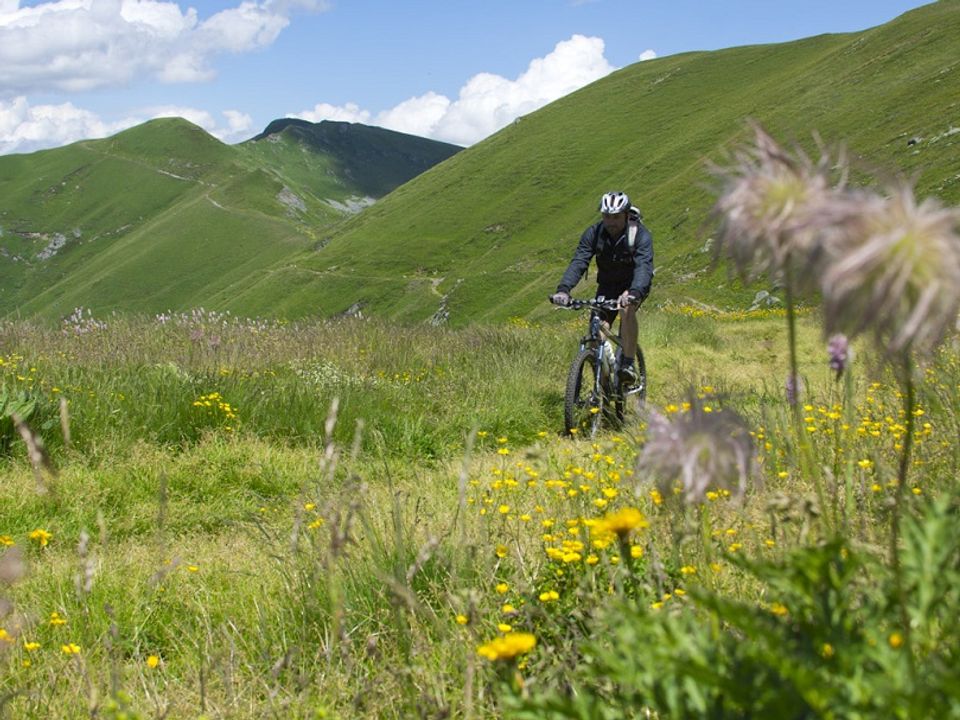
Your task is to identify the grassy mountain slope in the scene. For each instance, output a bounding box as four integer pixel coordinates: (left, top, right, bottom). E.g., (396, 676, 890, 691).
(246, 119, 468, 199)
(239, 0, 960, 324)
(0, 118, 460, 318)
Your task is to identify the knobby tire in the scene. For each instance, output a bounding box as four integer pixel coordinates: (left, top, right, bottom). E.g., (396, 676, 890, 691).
(615, 344, 648, 423)
(564, 347, 603, 438)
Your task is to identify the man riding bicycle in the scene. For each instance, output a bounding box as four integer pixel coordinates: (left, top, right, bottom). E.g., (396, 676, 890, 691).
(551, 191, 654, 383)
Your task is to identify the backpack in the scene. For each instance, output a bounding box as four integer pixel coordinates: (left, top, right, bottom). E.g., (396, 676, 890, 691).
(627, 206, 643, 250)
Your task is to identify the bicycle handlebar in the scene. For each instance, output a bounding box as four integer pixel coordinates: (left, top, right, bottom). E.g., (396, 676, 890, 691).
(547, 295, 625, 311)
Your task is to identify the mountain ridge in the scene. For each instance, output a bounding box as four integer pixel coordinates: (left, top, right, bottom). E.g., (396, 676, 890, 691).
(2, 0, 957, 323)
(0, 116, 462, 318)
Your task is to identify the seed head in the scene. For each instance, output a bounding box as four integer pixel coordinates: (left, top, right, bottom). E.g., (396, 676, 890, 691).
(821, 182, 960, 357)
(709, 122, 849, 288)
(637, 396, 755, 504)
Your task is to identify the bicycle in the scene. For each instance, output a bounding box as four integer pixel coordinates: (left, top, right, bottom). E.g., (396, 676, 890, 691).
(551, 297, 647, 438)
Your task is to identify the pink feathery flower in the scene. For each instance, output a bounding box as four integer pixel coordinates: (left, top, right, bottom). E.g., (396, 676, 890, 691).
(821, 183, 960, 358)
(637, 396, 755, 504)
(709, 122, 852, 290)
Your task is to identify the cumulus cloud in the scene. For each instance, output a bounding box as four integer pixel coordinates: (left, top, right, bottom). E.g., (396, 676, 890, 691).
(0, 0, 330, 94)
(291, 34, 618, 146)
(293, 102, 371, 124)
(0, 96, 251, 154)
(639, 49, 657, 61)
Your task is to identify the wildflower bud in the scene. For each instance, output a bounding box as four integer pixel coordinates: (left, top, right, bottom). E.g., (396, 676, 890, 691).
(827, 334, 849, 379)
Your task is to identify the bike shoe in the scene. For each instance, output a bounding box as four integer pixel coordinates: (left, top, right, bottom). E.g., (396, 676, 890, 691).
(618, 363, 637, 385)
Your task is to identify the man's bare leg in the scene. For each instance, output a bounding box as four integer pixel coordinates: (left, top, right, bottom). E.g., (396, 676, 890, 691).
(620, 305, 638, 361)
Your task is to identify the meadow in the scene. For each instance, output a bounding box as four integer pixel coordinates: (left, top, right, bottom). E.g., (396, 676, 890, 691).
(1, 298, 958, 718)
(4, 121, 960, 718)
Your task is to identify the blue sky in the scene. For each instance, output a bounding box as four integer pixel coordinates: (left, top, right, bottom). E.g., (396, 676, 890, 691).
(0, 0, 933, 154)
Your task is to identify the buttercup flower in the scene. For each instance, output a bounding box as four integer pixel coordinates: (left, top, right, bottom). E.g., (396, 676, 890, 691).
(591, 507, 648, 539)
(476, 632, 536, 661)
(29, 529, 52, 548)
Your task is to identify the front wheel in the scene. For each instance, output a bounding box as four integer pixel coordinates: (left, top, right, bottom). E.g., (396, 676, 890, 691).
(564, 347, 604, 437)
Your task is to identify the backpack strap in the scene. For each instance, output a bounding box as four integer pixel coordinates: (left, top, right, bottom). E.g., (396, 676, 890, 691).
(627, 205, 643, 250)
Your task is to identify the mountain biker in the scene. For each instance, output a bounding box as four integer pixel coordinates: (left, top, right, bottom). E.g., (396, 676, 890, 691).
(550, 191, 654, 383)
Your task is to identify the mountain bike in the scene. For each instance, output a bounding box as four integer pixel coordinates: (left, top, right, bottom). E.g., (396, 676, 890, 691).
(552, 297, 647, 437)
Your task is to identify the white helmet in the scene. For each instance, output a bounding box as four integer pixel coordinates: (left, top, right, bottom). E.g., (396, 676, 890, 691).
(599, 191, 631, 215)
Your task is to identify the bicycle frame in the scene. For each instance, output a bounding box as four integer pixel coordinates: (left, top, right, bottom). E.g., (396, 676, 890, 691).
(579, 310, 622, 395)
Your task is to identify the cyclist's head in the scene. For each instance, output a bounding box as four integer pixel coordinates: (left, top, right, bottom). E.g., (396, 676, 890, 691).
(599, 191, 630, 235)
(599, 191, 631, 216)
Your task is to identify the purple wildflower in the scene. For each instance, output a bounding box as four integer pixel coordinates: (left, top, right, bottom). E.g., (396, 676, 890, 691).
(827, 334, 849, 379)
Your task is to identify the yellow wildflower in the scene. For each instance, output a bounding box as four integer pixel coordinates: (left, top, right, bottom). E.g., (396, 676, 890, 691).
(476, 632, 536, 661)
(592, 507, 648, 538)
(769, 602, 789, 617)
(29, 528, 52, 548)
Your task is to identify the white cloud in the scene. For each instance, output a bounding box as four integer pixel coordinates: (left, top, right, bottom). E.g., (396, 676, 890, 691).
(292, 34, 618, 146)
(142, 105, 254, 142)
(223, 109, 253, 135)
(0, 96, 129, 154)
(373, 92, 450, 137)
(0, 0, 330, 94)
(639, 49, 657, 61)
(0, 96, 251, 154)
(292, 102, 371, 124)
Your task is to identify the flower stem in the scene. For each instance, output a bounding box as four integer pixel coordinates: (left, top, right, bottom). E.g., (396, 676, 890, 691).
(891, 355, 917, 683)
(784, 267, 831, 534)
(784, 274, 800, 412)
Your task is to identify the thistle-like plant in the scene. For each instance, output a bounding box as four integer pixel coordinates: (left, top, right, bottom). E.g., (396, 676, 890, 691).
(636, 397, 755, 504)
(820, 182, 960, 359)
(818, 181, 960, 678)
(709, 122, 849, 288)
(710, 122, 853, 408)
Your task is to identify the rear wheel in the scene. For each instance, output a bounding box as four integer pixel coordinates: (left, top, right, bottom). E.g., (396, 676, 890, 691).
(564, 347, 603, 437)
(615, 344, 648, 424)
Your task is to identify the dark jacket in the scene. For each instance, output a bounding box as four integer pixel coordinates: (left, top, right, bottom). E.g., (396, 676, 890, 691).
(556, 220, 654, 299)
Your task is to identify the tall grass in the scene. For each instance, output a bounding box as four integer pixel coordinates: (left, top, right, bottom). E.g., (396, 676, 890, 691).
(1, 304, 956, 718)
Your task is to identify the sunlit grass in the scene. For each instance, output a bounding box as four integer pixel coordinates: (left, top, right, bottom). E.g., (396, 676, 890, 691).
(1, 310, 957, 718)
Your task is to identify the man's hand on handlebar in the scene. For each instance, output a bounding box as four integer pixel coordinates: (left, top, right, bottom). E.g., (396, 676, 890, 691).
(618, 291, 640, 309)
(550, 292, 571, 306)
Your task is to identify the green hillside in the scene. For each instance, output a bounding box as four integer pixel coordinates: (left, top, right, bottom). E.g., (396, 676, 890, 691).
(235, 0, 960, 324)
(0, 118, 460, 318)
(2, 1, 958, 323)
